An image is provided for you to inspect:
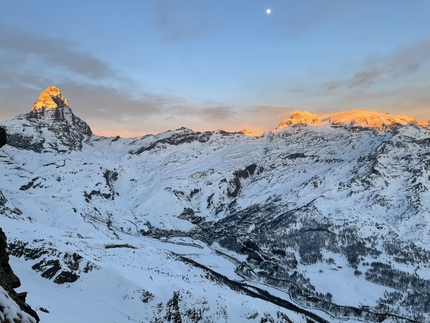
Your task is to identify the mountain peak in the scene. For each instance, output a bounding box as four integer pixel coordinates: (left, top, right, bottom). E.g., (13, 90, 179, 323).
(276, 109, 428, 131)
(31, 86, 69, 110)
(1, 86, 92, 152)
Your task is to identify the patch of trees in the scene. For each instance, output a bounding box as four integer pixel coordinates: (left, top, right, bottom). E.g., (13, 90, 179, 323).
(367, 262, 430, 319)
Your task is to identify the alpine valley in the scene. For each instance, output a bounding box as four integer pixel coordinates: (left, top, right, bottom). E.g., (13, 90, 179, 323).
(0, 86, 430, 323)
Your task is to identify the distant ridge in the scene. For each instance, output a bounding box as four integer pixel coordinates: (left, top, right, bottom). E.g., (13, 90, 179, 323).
(276, 109, 429, 131)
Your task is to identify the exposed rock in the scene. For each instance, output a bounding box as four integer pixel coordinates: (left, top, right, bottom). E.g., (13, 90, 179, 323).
(0, 191, 7, 207)
(129, 128, 214, 155)
(0, 228, 39, 322)
(31, 85, 68, 110)
(0, 127, 5, 148)
(8, 240, 89, 286)
(0, 229, 20, 291)
(26, 86, 91, 136)
(2, 86, 92, 152)
(32, 259, 61, 279)
(53, 271, 79, 284)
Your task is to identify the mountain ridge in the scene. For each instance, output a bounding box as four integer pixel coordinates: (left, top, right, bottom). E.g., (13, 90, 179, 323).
(5, 86, 430, 141)
(276, 109, 429, 131)
(0, 87, 429, 322)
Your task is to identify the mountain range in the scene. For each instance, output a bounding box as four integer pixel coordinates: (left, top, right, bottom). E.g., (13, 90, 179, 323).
(0, 86, 429, 323)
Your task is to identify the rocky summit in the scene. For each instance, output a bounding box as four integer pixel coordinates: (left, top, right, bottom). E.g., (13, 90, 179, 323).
(31, 86, 69, 110)
(0, 87, 430, 323)
(1, 86, 92, 152)
(0, 127, 5, 149)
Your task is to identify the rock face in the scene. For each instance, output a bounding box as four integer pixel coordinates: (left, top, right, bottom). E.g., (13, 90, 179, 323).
(0, 230, 20, 292)
(2, 86, 92, 152)
(276, 109, 428, 130)
(31, 85, 69, 110)
(0, 228, 39, 323)
(0, 127, 5, 148)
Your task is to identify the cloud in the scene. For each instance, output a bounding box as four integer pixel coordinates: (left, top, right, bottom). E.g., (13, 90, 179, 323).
(48, 84, 242, 133)
(345, 69, 386, 88)
(320, 68, 386, 93)
(169, 104, 237, 122)
(317, 38, 430, 94)
(54, 83, 162, 119)
(388, 38, 430, 74)
(0, 24, 113, 80)
(198, 106, 236, 121)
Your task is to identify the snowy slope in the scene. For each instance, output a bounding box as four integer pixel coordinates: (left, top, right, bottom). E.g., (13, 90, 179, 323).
(1, 87, 430, 322)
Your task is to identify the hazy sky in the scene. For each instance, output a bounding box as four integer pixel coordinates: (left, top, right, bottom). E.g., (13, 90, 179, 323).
(0, 0, 429, 137)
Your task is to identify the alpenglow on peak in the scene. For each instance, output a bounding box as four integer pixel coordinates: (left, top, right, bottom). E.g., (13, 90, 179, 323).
(276, 109, 429, 131)
(0, 85, 93, 152)
(31, 86, 69, 110)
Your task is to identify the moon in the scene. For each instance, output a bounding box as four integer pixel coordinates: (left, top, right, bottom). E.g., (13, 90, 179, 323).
(266, 9, 271, 14)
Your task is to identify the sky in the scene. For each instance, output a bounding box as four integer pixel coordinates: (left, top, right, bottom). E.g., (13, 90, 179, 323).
(0, 0, 429, 137)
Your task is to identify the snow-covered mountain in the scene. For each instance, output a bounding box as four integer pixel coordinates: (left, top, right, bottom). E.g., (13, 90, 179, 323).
(1, 86, 430, 323)
(276, 109, 429, 131)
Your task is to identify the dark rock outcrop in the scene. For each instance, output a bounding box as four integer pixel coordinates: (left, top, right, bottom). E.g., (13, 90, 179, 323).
(0, 229, 20, 291)
(0, 127, 5, 148)
(0, 228, 39, 322)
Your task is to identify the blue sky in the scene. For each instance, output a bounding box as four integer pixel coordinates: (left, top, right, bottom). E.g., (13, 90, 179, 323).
(0, 0, 429, 136)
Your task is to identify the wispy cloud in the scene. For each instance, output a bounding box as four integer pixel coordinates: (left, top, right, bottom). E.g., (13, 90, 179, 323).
(321, 68, 386, 93)
(279, 38, 430, 120)
(319, 39, 430, 93)
(0, 24, 114, 80)
(168, 104, 237, 122)
(388, 38, 430, 74)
